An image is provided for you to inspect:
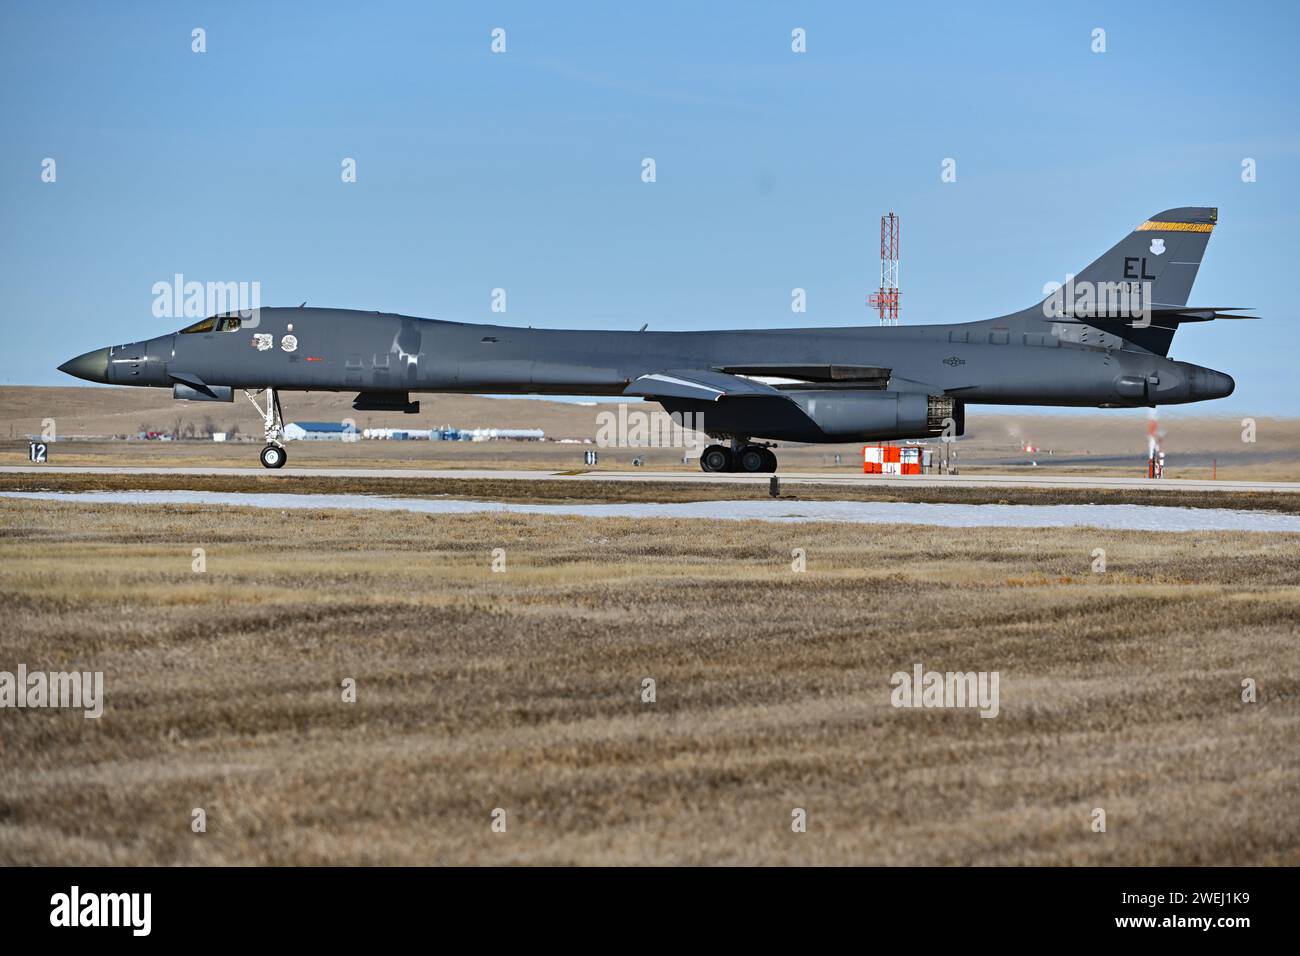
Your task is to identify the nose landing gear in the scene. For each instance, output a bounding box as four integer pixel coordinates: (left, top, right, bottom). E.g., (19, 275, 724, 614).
(700, 439, 777, 473)
(259, 444, 287, 469)
(245, 387, 288, 469)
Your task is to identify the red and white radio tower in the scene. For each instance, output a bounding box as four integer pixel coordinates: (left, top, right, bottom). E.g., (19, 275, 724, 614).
(867, 211, 900, 326)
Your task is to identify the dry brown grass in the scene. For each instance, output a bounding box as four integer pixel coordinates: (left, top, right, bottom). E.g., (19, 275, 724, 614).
(0, 499, 1297, 865)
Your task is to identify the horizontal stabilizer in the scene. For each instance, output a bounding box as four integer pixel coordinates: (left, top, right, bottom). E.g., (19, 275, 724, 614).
(1148, 306, 1259, 321)
(1049, 297, 1257, 356)
(1056, 306, 1258, 324)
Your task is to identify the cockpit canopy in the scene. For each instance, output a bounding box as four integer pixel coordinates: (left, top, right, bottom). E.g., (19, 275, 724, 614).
(179, 314, 244, 334)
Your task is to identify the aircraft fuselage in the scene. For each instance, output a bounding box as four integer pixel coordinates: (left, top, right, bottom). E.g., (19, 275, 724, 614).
(91, 306, 1231, 410)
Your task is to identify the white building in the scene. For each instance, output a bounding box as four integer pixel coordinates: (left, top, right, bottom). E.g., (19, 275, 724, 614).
(284, 422, 357, 441)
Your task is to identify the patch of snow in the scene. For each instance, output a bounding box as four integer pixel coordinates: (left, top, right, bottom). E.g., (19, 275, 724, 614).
(4, 490, 1300, 533)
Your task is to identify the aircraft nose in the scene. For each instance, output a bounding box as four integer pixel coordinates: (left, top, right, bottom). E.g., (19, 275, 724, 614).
(58, 347, 110, 384)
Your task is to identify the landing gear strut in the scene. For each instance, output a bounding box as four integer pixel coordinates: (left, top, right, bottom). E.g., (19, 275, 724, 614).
(700, 439, 777, 473)
(245, 387, 288, 469)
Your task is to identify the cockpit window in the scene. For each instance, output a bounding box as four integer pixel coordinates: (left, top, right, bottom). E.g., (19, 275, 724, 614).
(179, 315, 242, 334)
(179, 317, 217, 334)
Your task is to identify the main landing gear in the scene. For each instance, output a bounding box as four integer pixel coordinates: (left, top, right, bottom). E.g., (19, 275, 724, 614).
(245, 387, 288, 469)
(700, 439, 777, 473)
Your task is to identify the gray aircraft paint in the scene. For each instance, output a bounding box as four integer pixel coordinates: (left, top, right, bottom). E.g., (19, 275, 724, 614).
(59, 208, 1240, 451)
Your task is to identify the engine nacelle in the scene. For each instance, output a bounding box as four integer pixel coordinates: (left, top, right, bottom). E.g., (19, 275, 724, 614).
(787, 391, 963, 440)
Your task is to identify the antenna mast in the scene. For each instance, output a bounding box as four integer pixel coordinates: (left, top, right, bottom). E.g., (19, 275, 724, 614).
(867, 211, 900, 326)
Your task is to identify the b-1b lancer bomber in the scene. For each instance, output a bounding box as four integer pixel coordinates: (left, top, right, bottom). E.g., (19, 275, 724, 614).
(60, 207, 1245, 471)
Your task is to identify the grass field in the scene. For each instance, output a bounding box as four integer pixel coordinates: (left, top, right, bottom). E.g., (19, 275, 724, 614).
(4, 470, 1300, 514)
(1, 498, 1297, 865)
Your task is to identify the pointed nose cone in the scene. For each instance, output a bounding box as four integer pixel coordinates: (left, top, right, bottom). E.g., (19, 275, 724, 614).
(58, 347, 110, 384)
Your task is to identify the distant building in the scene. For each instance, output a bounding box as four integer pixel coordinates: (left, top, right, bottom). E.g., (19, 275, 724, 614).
(284, 421, 356, 441)
(362, 427, 437, 440)
(360, 426, 543, 441)
(465, 428, 544, 441)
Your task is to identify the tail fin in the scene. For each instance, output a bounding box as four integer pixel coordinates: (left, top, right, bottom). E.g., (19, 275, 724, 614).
(1074, 206, 1217, 308)
(1050, 206, 1220, 355)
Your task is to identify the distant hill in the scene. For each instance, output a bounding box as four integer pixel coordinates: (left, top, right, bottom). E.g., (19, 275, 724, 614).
(0, 386, 608, 441)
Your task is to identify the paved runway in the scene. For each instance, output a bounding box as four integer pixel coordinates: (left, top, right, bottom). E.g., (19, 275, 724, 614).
(4, 465, 1299, 493)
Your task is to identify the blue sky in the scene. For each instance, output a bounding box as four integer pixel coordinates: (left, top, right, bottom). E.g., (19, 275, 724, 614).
(2, 0, 1297, 415)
